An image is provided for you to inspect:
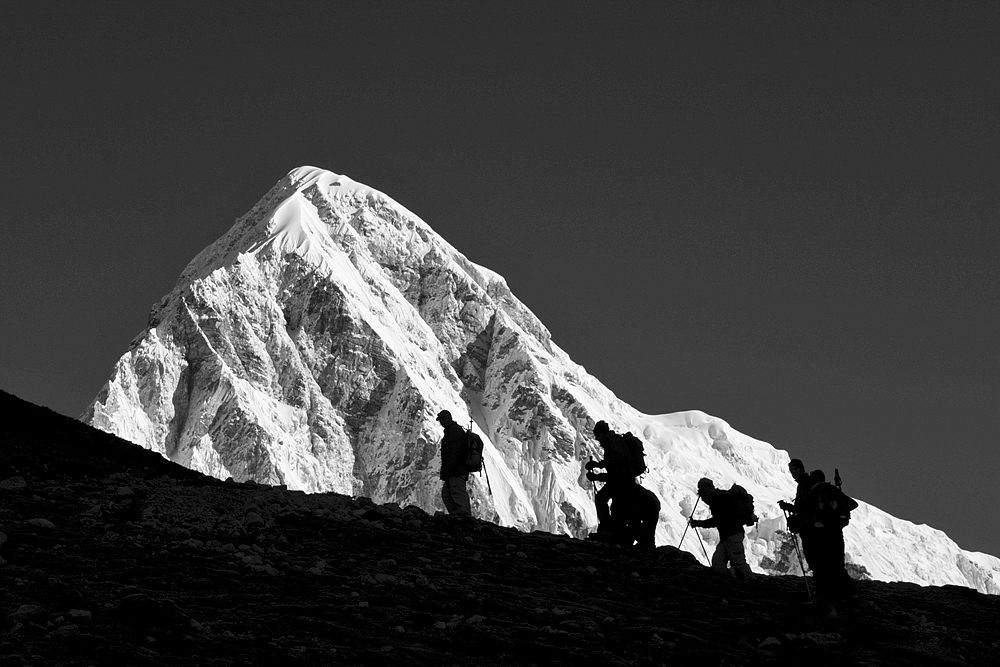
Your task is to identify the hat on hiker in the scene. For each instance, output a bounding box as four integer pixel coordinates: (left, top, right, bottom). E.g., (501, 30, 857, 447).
(697, 478, 715, 493)
(436, 410, 452, 423)
(593, 421, 610, 437)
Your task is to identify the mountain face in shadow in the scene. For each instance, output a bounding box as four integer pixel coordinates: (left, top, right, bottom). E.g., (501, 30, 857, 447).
(80, 166, 999, 593)
(3, 389, 1000, 665)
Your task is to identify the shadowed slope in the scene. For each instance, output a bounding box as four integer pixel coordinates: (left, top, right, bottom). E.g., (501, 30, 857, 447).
(2, 390, 997, 666)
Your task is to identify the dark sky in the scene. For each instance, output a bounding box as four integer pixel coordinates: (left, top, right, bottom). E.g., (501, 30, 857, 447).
(2, 1, 997, 557)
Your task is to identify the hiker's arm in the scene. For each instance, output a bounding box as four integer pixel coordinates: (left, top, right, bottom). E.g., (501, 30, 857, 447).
(585, 459, 605, 470)
(586, 471, 610, 482)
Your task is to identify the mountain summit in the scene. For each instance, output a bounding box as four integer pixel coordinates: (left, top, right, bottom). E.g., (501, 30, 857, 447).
(84, 166, 999, 594)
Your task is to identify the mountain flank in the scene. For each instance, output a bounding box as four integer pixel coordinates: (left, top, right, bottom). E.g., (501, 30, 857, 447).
(81, 166, 1000, 592)
(2, 390, 998, 666)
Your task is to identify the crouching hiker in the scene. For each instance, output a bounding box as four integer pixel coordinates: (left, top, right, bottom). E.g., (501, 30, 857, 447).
(437, 410, 471, 517)
(615, 484, 660, 550)
(688, 478, 754, 580)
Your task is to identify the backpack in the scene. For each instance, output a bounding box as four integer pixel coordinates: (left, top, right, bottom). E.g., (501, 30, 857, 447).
(621, 432, 648, 477)
(811, 482, 858, 529)
(727, 484, 758, 526)
(464, 428, 484, 473)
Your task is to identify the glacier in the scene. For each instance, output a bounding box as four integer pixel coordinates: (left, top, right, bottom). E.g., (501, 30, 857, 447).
(84, 166, 1000, 594)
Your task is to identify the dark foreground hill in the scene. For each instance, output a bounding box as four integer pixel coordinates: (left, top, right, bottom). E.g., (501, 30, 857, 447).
(1, 390, 997, 666)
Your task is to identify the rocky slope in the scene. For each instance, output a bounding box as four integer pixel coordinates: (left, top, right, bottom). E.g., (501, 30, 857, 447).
(82, 166, 1000, 594)
(4, 390, 1000, 666)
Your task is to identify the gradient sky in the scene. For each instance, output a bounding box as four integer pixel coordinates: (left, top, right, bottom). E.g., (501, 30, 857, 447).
(2, 2, 997, 557)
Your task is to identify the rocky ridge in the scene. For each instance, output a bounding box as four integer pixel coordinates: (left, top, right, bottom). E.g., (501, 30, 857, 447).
(4, 390, 1000, 666)
(82, 166, 1000, 593)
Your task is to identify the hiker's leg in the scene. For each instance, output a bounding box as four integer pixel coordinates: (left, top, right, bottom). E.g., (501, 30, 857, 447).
(723, 533, 753, 580)
(441, 480, 458, 514)
(830, 529, 855, 600)
(710, 540, 730, 575)
(595, 484, 614, 529)
(446, 474, 472, 516)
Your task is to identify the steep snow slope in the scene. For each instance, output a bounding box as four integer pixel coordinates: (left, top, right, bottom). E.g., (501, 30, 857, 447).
(84, 166, 1000, 594)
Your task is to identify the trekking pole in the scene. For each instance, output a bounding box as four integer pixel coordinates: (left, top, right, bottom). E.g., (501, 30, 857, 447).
(834, 468, 842, 491)
(782, 508, 812, 602)
(677, 495, 701, 548)
(471, 420, 493, 497)
(693, 521, 711, 566)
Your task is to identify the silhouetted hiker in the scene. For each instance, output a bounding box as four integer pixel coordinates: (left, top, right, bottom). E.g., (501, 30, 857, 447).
(613, 484, 661, 550)
(778, 458, 814, 578)
(585, 421, 636, 538)
(778, 458, 812, 533)
(437, 410, 471, 517)
(688, 478, 754, 580)
(802, 469, 859, 607)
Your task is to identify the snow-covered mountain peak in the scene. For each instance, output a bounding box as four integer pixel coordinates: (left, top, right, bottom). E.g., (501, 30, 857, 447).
(87, 167, 1000, 595)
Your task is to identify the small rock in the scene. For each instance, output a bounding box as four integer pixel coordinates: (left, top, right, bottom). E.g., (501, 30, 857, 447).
(374, 573, 398, 584)
(53, 624, 80, 636)
(434, 621, 447, 629)
(25, 518, 55, 529)
(802, 632, 845, 645)
(466, 615, 486, 626)
(759, 637, 781, 649)
(244, 512, 265, 526)
(631, 572, 640, 578)
(117, 486, 134, 497)
(8, 604, 50, 623)
(0, 477, 27, 491)
(395, 625, 405, 633)
(68, 609, 92, 621)
(358, 601, 369, 608)
(585, 566, 597, 574)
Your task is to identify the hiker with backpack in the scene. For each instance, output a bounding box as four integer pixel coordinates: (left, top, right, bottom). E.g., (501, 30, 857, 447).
(801, 469, 859, 607)
(585, 421, 640, 539)
(688, 477, 755, 580)
(436, 410, 471, 517)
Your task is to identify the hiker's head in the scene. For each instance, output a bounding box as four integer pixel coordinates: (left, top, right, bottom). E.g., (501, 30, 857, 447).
(593, 420, 611, 442)
(788, 458, 806, 480)
(810, 469, 826, 485)
(697, 477, 716, 498)
(436, 410, 453, 426)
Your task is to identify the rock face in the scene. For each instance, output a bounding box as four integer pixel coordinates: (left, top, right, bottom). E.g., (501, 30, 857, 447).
(83, 166, 1000, 594)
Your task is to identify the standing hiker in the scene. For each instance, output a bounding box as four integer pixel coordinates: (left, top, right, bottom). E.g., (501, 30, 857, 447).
(778, 458, 812, 531)
(437, 410, 471, 517)
(778, 458, 814, 572)
(802, 470, 858, 606)
(688, 478, 754, 580)
(585, 421, 636, 538)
